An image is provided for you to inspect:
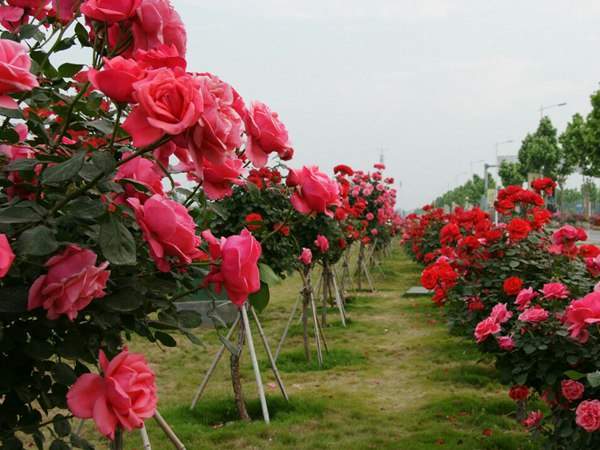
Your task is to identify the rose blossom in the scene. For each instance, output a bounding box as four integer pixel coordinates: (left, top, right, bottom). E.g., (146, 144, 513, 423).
(128, 194, 205, 272)
(245, 101, 293, 167)
(474, 317, 501, 343)
(80, 0, 140, 22)
(542, 282, 569, 300)
(561, 380, 585, 402)
(0, 39, 39, 109)
(299, 248, 312, 266)
(490, 303, 513, 324)
(509, 385, 529, 401)
(314, 235, 329, 253)
(564, 292, 600, 343)
(518, 306, 549, 323)
(515, 287, 538, 311)
(507, 218, 531, 241)
(134, 44, 187, 70)
(123, 68, 203, 147)
(67, 349, 157, 440)
(132, 0, 186, 57)
(27, 245, 110, 320)
(503, 276, 523, 296)
(576, 400, 600, 432)
(200, 156, 245, 200)
(521, 410, 543, 428)
(244, 213, 263, 232)
(0, 233, 15, 278)
(497, 335, 515, 351)
(52, 0, 79, 22)
(288, 166, 341, 217)
(114, 152, 164, 202)
(202, 229, 262, 306)
(88, 57, 145, 103)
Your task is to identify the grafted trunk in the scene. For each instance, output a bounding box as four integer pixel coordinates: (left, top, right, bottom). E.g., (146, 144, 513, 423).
(230, 323, 250, 421)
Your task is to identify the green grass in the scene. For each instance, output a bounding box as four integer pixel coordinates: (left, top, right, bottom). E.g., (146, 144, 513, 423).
(80, 247, 538, 449)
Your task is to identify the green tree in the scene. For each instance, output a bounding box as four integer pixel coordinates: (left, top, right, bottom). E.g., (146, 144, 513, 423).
(498, 161, 524, 187)
(518, 117, 561, 179)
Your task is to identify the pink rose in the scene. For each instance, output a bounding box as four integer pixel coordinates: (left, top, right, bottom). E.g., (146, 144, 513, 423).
(245, 101, 293, 167)
(299, 248, 312, 266)
(134, 44, 186, 70)
(0, 234, 15, 278)
(564, 292, 600, 343)
(541, 282, 569, 300)
(587, 255, 600, 277)
(576, 400, 600, 432)
(128, 194, 205, 272)
(0, 6, 27, 32)
(490, 303, 513, 324)
(289, 166, 341, 217)
(123, 68, 203, 147)
(88, 56, 145, 103)
(202, 229, 262, 306)
(518, 306, 549, 323)
(497, 335, 515, 351)
(0, 39, 39, 109)
(67, 349, 157, 440)
(515, 287, 538, 311)
(521, 410, 543, 428)
(561, 380, 584, 402)
(131, 0, 186, 57)
(200, 156, 244, 200)
(474, 317, 501, 343)
(7, 0, 49, 7)
(314, 235, 329, 253)
(185, 73, 245, 165)
(52, 0, 79, 22)
(80, 0, 140, 22)
(27, 245, 110, 320)
(114, 152, 164, 202)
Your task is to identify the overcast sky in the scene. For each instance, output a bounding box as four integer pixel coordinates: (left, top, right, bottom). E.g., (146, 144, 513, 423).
(175, 0, 600, 210)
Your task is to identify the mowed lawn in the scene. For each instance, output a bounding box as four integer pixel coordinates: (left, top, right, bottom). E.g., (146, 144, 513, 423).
(82, 248, 536, 449)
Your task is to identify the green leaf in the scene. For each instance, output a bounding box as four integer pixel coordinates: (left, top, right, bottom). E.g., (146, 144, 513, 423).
(249, 282, 270, 313)
(52, 414, 71, 437)
(177, 310, 203, 329)
(99, 215, 136, 265)
(587, 371, 600, 387)
(16, 225, 58, 256)
(0, 107, 23, 119)
(0, 127, 19, 144)
(41, 151, 86, 185)
(0, 205, 42, 224)
(53, 363, 77, 385)
(103, 289, 144, 312)
(49, 439, 70, 450)
(58, 63, 83, 78)
(564, 370, 586, 380)
(155, 331, 177, 347)
(65, 197, 105, 219)
(74, 23, 89, 47)
(259, 263, 281, 285)
(85, 118, 114, 135)
(4, 159, 39, 172)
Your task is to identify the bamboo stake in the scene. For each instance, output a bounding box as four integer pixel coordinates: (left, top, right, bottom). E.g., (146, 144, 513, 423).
(331, 269, 347, 327)
(140, 424, 152, 450)
(250, 306, 289, 401)
(241, 305, 270, 424)
(274, 294, 301, 361)
(153, 411, 186, 450)
(190, 316, 241, 409)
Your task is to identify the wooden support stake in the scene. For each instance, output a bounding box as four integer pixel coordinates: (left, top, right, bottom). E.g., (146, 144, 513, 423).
(331, 269, 347, 327)
(190, 316, 240, 409)
(274, 294, 301, 361)
(241, 305, 270, 424)
(153, 411, 186, 450)
(140, 424, 152, 450)
(250, 306, 289, 401)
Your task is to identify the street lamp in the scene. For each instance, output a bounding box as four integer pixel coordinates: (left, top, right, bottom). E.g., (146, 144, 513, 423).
(482, 163, 498, 210)
(540, 102, 567, 119)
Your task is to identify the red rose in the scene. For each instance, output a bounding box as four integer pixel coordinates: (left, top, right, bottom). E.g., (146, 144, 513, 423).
(576, 400, 600, 432)
(509, 385, 529, 401)
(507, 218, 531, 241)
(503, 276, 523, 296)
(245, 213, 263, 232)
(561, 380, 584, 402)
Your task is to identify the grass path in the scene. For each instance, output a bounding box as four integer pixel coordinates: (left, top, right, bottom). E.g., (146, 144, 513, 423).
(90, 248, 535, 449)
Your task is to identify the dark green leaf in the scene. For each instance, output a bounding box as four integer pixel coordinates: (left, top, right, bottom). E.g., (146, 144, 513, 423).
(155, 331, 177, 347)
(177, 310, 203, 328)
(0, 205, 42, 224)
(65, 197, 105, 219)
(104, 289, 144, 312)
(259, 263, 281, 285)
(99, 215, 136, 265)
(0, 286, 28, 313)
(16, 225, 58, 256)
(4, 159, 39, 172)
(53, 363, 77, 385)
(52, 414, 71, 437)
(85, 118, 114, 135)
(41, 151, 86, 185)
(587, 371, 600, 387)
(249, 282, 270, 313)
(58, 63, 83, 78)
(0, 107, 23, 119)
(49, 439, 70, 450)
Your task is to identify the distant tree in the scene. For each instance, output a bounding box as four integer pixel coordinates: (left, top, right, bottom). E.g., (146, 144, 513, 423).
(518, 117, 561, 179)
(498, 161, 524, 187)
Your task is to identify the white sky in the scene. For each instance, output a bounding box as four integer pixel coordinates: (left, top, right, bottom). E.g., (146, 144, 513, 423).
(175, 0, 600, 210)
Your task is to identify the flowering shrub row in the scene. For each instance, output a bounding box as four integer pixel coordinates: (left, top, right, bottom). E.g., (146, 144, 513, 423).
(0, 1, 401, 446)
(402, 180, 600, 448)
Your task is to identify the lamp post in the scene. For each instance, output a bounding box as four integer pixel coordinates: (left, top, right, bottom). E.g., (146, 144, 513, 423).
(482, 163, 498, 210)
(539, 102, 567, 119)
